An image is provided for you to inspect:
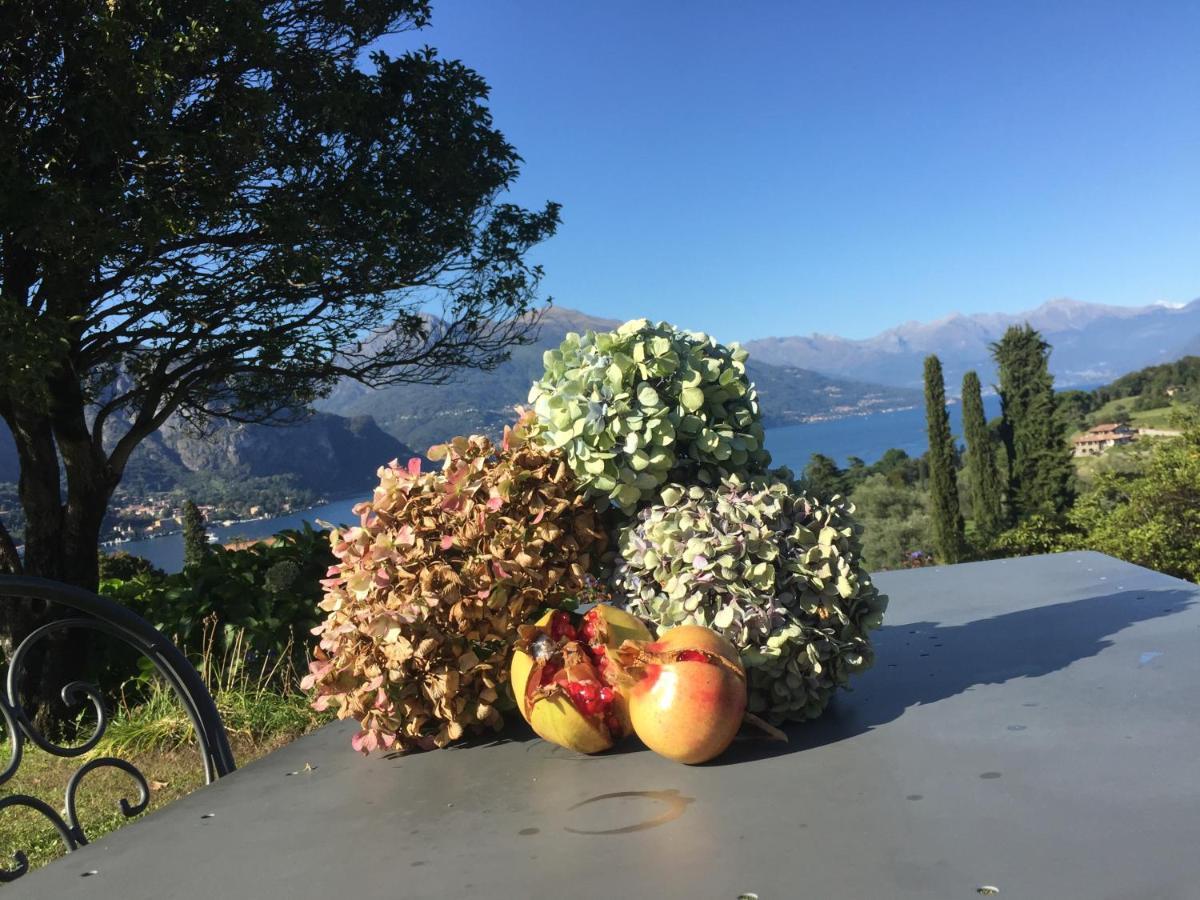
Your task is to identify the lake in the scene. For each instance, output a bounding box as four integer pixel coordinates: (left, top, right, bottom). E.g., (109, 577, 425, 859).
(118, 396, 1003, 572)
(767, 393, 1003, 471)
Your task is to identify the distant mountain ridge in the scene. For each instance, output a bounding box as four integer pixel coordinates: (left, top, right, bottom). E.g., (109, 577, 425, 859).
(745, 298, 1200, 391)
(315, 307, 921, 451)
(0, 412, 412, 496)
(8, 296, 1189, 497)
(0, 307, 918, 494)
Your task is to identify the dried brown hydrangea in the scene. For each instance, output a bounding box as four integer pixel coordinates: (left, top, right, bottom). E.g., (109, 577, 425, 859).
(302, 412, 607, 752)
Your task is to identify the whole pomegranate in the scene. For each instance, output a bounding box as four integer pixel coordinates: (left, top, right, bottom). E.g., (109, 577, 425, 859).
(619, 625, 747, 764)
(511, 606, 652, 753)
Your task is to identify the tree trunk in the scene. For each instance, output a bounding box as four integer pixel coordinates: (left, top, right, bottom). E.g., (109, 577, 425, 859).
(0, 406, 110, 735)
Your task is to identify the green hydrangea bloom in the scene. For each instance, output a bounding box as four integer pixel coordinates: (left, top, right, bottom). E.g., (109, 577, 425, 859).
(528, 319, 770, 514)
(611, 472, 887, 723)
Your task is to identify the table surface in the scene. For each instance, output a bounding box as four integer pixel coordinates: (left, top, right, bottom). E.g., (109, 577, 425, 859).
(14, 551, 1200, 900)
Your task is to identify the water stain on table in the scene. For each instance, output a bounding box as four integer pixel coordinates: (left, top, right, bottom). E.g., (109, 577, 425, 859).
(563, 789, 694, 836)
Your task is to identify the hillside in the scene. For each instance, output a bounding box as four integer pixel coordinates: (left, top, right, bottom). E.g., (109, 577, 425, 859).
(746, 298, 1200, 391)
(0, 411, 413, 499)
(1056, 356, 1200, 437)
(315, 307, 921, 451)
(1090, 356, 1200, 408)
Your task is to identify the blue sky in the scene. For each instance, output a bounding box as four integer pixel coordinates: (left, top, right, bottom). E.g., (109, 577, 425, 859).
(380, 1, 1200, 342)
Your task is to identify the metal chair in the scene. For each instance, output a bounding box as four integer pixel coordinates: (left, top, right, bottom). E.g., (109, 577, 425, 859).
(0, 575, 236, 882)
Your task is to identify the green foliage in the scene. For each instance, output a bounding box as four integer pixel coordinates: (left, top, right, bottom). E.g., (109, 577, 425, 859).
(181, 499, 208, 570)
(101, 524, 333, 663)
(924, 356, 966, 563)
(801, 447, 923, 500)
(851, 474, 935, 570)
(872, 447, 925, 487)
(528, 319, 770, 514)
(97, 551, 163, 582)
(992, 324, 1075, 520)
(991, 513, 1083, 557)
(801, 452, 850, 498)
(1077, 418, 1200, 582)
(1092, 356, 1200, 409)
(612, 473, 887, 723)
(1, 0, 559, 596)
(962, 370, 1004, 542)
(1055, 389, 1096, 431)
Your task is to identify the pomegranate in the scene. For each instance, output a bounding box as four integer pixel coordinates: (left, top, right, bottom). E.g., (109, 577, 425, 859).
(618, 625, 747, 764)
(510, 606, 652, 753)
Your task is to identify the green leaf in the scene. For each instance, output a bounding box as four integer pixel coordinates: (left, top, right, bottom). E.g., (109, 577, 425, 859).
(681, 386, 705, 411)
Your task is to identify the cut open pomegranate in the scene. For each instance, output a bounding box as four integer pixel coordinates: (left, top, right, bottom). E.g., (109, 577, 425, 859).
(510, 606, 652, 754)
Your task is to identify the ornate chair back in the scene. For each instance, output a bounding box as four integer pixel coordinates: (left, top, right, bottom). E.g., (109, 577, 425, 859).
(0, 575, 235, 882)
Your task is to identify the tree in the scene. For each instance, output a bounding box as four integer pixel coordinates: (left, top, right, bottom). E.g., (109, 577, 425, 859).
(182, 500, 208, 570)
(961, 370, 1003, 543)
(851, 474, 933, 571)
(0, 1, 558, 718)
(873, 448, 921, 487)
(1056, 389, 1095, 431)
(1076, 416, 1200, 582)
(991, 325, 1075, 522)
(802, 453, 848, 499)
(923, 355, 966, 563)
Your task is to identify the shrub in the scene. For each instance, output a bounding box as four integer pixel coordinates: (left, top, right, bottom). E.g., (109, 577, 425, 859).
(303, 414, 608, 752)
(990, 513, 1083, 557)
(1076, 421, 1200, 581)
(849, 473, 935, 570)
(611, 473, 887, 723)
(101, 523, 332, 664)
(528, 319, 770, 515)
(98, 551, 165, 581)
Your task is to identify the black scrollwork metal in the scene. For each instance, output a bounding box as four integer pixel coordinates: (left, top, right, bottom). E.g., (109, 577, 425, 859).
(0, 575, 235, 882)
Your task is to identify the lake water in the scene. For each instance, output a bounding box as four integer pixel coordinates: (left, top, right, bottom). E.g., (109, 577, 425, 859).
(118, 396, 1002, 572)
(766, 393, 1003, 471)
(112, 496, 368, 574)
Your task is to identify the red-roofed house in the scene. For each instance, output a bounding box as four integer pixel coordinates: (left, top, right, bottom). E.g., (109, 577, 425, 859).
(1072, 422, 1136, 457)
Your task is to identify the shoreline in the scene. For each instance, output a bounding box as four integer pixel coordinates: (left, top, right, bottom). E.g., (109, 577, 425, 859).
(100, 491, 369, 549)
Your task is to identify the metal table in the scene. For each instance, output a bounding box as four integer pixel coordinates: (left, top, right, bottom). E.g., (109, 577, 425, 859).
(14, 551, 1200, 899)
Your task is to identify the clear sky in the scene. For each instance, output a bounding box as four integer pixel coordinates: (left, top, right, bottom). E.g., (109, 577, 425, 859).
(380, 1, 1200, 342)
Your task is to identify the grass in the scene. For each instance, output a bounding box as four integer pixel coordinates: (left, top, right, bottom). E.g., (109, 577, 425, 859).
(0, 620, 329, 877)
(1084, 398, 1187, 430)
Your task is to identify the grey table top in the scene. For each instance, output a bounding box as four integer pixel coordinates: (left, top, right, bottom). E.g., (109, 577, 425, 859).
(14, 551, 1200, 900)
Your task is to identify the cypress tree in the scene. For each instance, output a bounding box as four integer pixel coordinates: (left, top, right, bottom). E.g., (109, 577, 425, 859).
(961, 370, 1004, 542)
(991, 324, 1075, 521)
(182, 499, 209, 570)
(923, 355, 967, 563)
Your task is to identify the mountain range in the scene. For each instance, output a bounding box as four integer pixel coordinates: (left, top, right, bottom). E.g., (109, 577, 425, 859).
(0, 412, 412, 498)
(745, 297, 1200, 392)
(313, 307, 920, 452)
(3, 297, 1198, 500)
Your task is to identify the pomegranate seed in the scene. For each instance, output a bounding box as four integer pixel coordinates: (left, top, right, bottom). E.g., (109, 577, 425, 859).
(549, 612, 577, 641)
(581, 620, 598, 641)
(676, 649, 708, 663)
(605, 715, 622, 735)
(581, 682, 598, 701)
(598, 686, 613, 705)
